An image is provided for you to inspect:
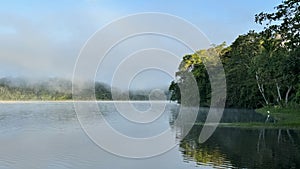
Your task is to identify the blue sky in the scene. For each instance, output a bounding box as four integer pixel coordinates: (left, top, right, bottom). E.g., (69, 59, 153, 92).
(1, 0, 280, 43)
(0, 0, 282, 88)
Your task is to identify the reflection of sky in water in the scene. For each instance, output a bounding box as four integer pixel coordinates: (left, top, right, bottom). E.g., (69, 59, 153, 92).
(100, 102, 173, 138)
(0, 102, 299, 169)
(0, 102, 203, 169)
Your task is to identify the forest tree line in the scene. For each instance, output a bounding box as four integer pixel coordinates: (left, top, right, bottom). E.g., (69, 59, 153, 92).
(169, 0, 300, 108)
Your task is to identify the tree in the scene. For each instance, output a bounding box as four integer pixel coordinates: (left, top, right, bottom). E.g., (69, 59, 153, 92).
(169, 81, 181, 103)
(222, 31, 266, 108)
(255, 0, 300, 48)
(169, 44, 226, 107)
(255, 0, 300, 106)
(169, 0, 300, 109)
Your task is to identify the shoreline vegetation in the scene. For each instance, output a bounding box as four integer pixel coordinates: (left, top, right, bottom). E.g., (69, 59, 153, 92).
(192, 107, 300, 129)
(192, 106, 300, 130)
(194, 123, 300, 130)
(168, 0, 300, 128)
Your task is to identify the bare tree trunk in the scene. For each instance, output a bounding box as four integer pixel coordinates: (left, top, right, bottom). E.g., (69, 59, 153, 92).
(285, 86, 292, 105)
(256, 72, 269, 105)
(276, 82, 282, 102)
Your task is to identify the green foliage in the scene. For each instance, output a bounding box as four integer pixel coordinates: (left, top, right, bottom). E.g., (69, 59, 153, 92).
(255, 0, 300, 47)
(169, 0, 300, 109)
(169, 31, 299, 108)
(95, 82, 112, 100)
(257, 106, 300, 127)
(223, 31, 264, 108)
(169, 81, 181, 102)
(169, 44, 227, 106)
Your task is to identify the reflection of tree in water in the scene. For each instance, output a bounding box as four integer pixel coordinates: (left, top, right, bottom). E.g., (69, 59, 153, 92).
(180, 139, 233, 168)
(169, 106, 272, 125)
(179, 125, 234, 168)
(178, 125, 300, 169)
(169, 107, 234, 167)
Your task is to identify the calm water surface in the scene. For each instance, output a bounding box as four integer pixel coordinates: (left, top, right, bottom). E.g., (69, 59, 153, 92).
(0, 102, 299, 169)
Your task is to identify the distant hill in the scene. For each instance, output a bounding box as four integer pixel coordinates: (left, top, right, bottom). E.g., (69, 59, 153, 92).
(0, 77, 169, 101)
(0, 77, 72, 100)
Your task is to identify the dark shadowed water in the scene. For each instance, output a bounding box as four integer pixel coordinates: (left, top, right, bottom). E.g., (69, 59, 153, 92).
(0, 102, 299, 169)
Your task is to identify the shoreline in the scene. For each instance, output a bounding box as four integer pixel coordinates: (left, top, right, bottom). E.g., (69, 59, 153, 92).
(0, 100, 172, 104)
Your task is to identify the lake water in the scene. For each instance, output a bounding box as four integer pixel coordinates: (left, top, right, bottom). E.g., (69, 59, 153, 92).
(0, 102, 299, 169)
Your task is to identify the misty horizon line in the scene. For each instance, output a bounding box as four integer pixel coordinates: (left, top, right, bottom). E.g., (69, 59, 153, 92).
(0, 76, 170, 92)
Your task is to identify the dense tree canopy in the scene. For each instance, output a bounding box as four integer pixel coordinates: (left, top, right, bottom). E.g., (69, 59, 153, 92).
(169, 0, 300, 109)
